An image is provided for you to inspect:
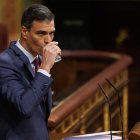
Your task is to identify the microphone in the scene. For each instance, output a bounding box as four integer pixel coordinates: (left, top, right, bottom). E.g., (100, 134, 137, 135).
(98, 83, 113, 140)
(105, 78, 124, 140)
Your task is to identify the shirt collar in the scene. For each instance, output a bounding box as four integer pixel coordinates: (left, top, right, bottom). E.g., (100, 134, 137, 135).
(16, 39, 37, 63)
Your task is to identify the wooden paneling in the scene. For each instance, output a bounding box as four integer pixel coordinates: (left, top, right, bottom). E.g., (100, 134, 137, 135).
(0, 0, 23, 41)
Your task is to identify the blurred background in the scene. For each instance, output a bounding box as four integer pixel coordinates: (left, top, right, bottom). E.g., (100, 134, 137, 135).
(0, 0, 140, 132)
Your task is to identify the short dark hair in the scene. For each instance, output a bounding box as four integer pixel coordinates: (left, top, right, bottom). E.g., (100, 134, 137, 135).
(21, 4, 55, 30)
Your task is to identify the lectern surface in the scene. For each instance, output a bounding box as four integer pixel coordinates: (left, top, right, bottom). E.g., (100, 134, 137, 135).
(62, 131, 122, 140)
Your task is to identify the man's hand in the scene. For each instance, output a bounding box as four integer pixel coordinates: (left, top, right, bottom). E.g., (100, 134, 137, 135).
(39, 41, 61, 73)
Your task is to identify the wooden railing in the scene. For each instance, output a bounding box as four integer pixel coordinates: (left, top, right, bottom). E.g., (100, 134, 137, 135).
(48, 50, 132, 138)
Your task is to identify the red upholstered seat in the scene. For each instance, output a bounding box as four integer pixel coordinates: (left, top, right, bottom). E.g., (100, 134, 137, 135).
(0, 23, 8, 52)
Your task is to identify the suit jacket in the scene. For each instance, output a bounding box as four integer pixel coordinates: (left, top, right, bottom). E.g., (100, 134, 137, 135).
(0, 41, 53, 140)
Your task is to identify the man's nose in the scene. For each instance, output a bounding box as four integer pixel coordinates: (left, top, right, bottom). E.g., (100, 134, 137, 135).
(44, 34, 52, 43)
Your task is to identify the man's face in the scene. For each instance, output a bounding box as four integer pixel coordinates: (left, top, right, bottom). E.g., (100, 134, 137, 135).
(21, 20, 55, 56)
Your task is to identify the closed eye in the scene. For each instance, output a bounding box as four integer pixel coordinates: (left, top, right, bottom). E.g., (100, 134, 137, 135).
(36, 31, 55, 36)
(36, 31, 48, 35)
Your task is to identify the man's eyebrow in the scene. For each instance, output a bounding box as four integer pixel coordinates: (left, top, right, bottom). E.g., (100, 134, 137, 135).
(35, 31, 48, 34)
(35, 30, 55, 34)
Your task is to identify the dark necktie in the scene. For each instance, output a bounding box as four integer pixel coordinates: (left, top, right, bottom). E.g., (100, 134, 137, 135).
(33, 57, 39, 73)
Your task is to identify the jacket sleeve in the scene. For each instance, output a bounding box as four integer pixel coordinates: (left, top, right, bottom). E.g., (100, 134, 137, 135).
(0, 57, 53, 118)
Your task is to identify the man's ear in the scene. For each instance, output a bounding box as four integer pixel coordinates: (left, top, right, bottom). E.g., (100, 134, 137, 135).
(21, 26, 28, 39)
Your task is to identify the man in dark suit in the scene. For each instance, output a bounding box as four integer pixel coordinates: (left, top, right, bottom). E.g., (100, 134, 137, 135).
(0, 4, 61, 140)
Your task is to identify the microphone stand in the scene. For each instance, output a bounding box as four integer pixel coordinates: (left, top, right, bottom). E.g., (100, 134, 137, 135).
(105, 78, 124, 140)
(98, 83, 113, 140)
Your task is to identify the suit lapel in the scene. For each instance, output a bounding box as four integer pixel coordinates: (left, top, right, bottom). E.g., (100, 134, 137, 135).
(10, 42, 35, 77)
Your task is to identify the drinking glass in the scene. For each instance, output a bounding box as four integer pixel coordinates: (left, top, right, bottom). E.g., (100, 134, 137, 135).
(55, 55, 62, 63)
